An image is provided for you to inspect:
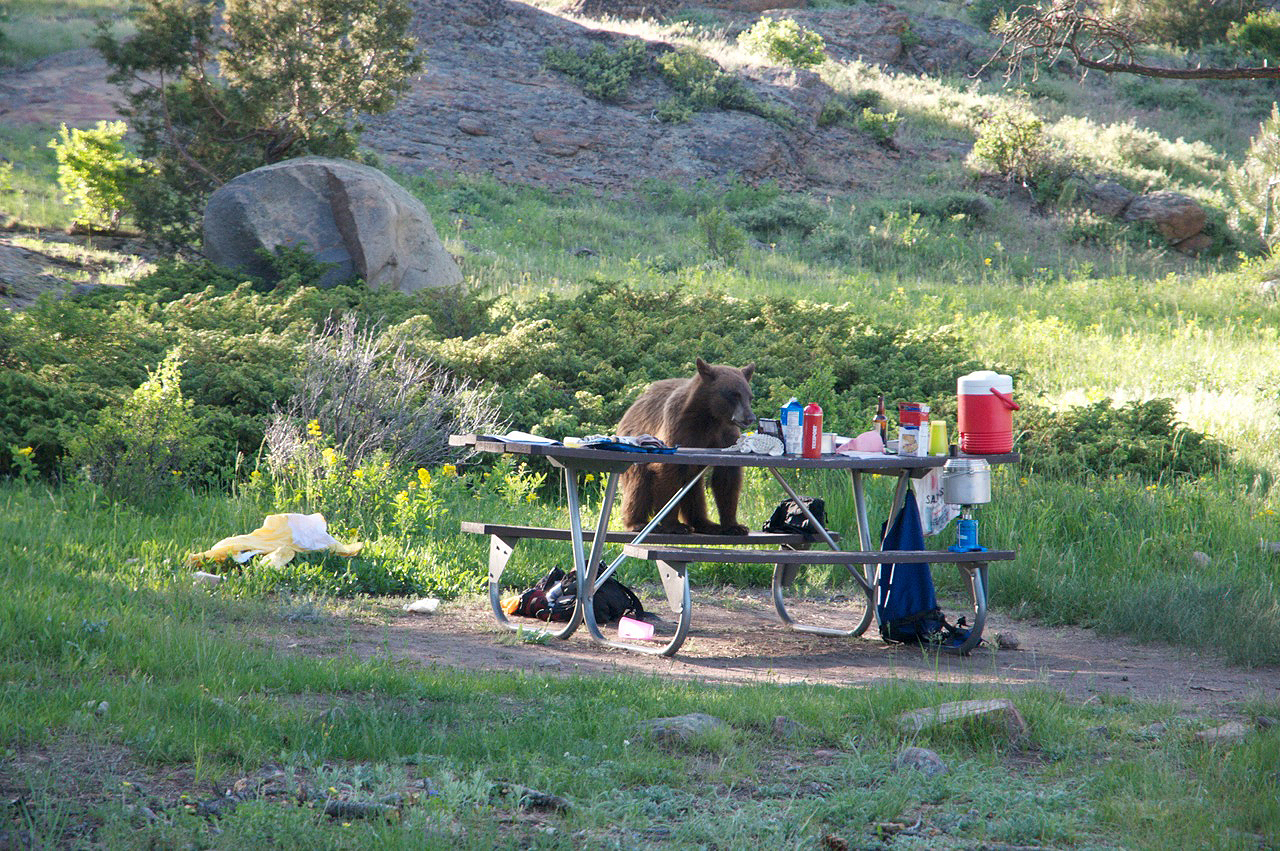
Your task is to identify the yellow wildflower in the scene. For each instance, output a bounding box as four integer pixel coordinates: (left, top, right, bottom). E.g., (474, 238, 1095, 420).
(16, 446, 34, 457)
(584, 473, 595, 483)
(983, 257, 992, 266)
(307, 419, 322, 438)
(249, 470, 262, 481)
(321, 447, 337, 465)
(441, 464, 458, 477)
(352, 468, 365, 480)
(418, 467, 432, 488)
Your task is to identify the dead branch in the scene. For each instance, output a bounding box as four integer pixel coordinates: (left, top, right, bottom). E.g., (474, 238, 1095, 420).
(983, 0, 1280, 82)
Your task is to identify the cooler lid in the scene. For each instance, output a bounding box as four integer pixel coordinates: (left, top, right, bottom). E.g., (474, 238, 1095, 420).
(957, 370, 1013, 395)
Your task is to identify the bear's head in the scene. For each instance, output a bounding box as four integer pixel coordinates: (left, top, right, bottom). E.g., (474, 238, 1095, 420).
(695, 357, 756, 429)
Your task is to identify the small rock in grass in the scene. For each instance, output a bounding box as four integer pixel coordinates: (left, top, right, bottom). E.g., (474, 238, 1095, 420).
(638, 712, 727, 744)
(1133, 722, 1168, 740)
(896, 698, 1026, 739)
(1190, 551, 1211, 567)
(894, 746, 948, 777)
(193, 571, 224, 586)
(1194, 721, 1250, 744)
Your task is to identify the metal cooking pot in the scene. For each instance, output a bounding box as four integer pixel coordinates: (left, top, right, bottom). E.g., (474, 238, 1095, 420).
(941, 457, 991, 505)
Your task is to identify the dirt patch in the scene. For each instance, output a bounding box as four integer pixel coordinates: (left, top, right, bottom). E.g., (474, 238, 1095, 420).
(264, 586, 1280, 720)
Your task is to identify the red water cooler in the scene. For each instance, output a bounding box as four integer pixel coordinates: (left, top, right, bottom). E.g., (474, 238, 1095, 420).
(957, 371, 1018, 454)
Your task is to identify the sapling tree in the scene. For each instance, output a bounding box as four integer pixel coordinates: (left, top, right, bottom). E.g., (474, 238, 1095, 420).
(94, 0, 422, 239)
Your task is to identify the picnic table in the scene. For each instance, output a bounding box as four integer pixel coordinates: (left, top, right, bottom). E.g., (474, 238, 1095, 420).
(450, 433, 1018, 657)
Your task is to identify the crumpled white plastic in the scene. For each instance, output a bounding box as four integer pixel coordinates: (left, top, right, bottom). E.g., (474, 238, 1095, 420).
(186, 513, 362, 569)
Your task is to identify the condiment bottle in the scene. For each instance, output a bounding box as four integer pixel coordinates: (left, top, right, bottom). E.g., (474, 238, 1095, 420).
(873, 395, 888, 444)
(802, 402, 823, 459)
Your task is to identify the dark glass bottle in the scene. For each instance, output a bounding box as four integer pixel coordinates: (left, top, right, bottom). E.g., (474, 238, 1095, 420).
(873, 395, 888, 443)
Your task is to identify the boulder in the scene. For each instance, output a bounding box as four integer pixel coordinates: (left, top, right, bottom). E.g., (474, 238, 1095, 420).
(1086, 180, 1136, 218)
(203, 157, 462, 292)
(1122, 190, 1207, 244)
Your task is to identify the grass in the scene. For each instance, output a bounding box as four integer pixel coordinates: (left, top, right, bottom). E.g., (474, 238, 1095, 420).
(0, 0, 130, 67)
(6, 1, 1280, 845)
(0, 122, 75, 230)
(3, 483, 1279, 849)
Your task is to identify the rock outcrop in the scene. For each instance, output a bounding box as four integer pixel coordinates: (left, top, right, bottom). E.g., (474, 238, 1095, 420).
(203, 157, 462, 292)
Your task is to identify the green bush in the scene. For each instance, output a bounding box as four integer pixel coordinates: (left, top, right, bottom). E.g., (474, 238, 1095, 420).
(1103, 0, 1261, 49)
(737, 17, 826, 68)
(66, 349, 219, 504)
(734, 194, 828, 240)
(1016, 398, 1233, 482)
(1228, 9, 1280, 59)
(95, 0, 421, 241)
(48, 121, 148, 231)
(415, 282, 983, 439)
(970, 105, 1048, 182)
(1229, 102, 1280, 244)
(542, 40, 648, 102)
(697, 207, 747, 261)
(857, 107, 900, 146)
(656, 49, 793, 126)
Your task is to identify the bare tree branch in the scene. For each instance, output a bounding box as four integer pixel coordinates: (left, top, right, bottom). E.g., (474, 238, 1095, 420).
(984, 1, 1280, 81)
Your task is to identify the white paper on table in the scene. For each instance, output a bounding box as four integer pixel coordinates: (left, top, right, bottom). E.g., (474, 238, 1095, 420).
(835, 449, 890, 459)
(915, 469, 960, 537)
(499, 430, 560, 444)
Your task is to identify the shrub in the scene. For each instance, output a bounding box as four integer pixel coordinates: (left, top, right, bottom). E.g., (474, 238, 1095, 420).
(857, 107, 900, 146)
(1229, 103, 1280, 244)
(968, 0, 1031, 31)
(264, 314, 506, 474)
(969, 105, 1048, 183)
(1016, 398, 1232, 482)
(737, 17, 826, 68)
(1102, 0, 1260, 49)
(48, 121, 148, 231)
(734, 195, 828, 240)
(542, 40, 648, 102)
(66, 349, 217, 504)
(1228, 9, 1280, 59)
(697, 208, 748, 261)
(418, 282, 982, 439)
(656, 49, 793, 126)
(94, 0, 421, 241)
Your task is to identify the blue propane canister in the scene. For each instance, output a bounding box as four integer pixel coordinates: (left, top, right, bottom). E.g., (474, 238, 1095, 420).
(780, 398, 804, 455)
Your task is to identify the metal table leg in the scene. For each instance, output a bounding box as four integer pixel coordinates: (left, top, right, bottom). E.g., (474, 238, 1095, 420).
(767, 468, 875, 638)
(943, 563, 988, 655)
(581, 467, 706, 655)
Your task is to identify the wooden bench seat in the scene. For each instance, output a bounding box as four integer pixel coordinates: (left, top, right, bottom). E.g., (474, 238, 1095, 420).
(460, 521, 835, 548)
(620, 544, 1015, 565)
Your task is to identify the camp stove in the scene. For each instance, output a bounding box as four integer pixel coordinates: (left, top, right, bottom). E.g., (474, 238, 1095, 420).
(941, 454, 992, 552)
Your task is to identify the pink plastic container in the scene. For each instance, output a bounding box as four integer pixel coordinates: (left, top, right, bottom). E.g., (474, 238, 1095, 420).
(617, 616, 654, 641)
(957, 371, 1019, 454)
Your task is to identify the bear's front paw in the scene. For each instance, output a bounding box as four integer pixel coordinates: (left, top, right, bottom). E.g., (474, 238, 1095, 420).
(718, 522, 749, 536)
(655, 520, 693, 534)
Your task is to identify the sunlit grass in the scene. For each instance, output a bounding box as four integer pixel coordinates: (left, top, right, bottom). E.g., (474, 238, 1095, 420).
(0, 0, 130, 66)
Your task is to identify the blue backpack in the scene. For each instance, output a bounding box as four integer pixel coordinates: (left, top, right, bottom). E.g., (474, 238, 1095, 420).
(876, 490, 970, 647)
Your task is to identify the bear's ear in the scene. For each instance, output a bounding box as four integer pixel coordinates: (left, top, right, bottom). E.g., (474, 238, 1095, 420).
(741, 363, 755, 381)
(695, 358, 714, 380)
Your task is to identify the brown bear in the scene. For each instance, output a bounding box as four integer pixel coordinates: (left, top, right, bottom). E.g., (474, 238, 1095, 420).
(617, 358, 756, 535)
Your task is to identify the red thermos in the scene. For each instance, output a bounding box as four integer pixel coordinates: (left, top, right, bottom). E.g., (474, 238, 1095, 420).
(802, 402, 823, 459)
